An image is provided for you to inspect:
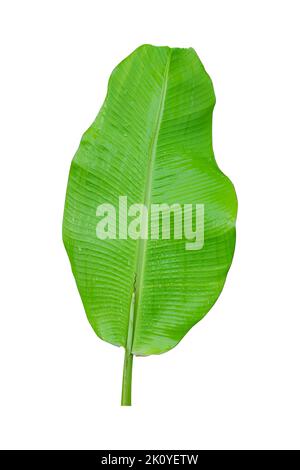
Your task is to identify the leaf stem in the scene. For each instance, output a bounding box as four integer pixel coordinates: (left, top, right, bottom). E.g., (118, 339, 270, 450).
(121, 51, 172, 406)
(121, 348, 133, 406)
(121, 291, 135, 405)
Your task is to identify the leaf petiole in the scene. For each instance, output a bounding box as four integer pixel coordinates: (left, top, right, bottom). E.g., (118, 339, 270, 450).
(121, 348, 133, 406)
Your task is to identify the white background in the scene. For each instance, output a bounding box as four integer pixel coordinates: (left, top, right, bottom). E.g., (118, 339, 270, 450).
(0, 0, 299, 450)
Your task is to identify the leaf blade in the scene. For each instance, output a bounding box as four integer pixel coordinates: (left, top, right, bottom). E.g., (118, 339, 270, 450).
(63, 44, 237, 356)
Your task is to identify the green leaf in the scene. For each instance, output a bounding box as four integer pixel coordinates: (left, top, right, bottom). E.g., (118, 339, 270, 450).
(63, 44, 237, 405)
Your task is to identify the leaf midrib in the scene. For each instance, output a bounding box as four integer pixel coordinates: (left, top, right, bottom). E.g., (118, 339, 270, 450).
(126, 49, 172, 354)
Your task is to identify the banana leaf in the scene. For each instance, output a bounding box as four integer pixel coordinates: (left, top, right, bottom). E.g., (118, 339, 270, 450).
(63, 45, 237, 405)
